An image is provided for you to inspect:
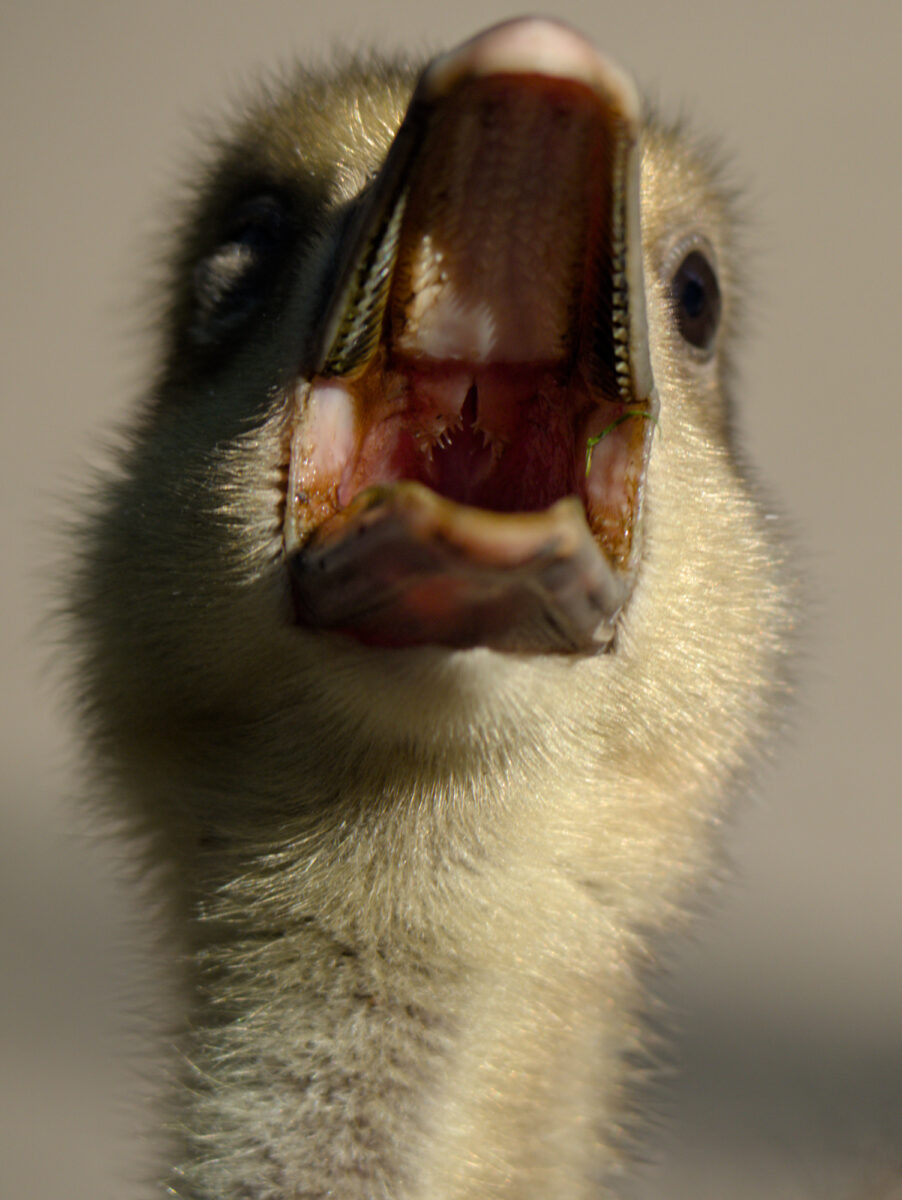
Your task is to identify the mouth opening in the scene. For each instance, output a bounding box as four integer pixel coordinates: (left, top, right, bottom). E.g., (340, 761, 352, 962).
(285, 19, 656, 653)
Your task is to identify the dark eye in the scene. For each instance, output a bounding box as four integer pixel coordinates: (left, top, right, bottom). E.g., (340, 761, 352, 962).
(190, 193, 294, 346)
(670, 248, 721, 352)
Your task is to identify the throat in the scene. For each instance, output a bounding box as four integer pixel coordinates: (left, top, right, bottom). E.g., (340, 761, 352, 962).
(392, 365, 587, 513)
(431, 385, 495, 505)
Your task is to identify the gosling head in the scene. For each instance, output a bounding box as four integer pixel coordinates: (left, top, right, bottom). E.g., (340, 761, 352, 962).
(73, 15, 787, 871)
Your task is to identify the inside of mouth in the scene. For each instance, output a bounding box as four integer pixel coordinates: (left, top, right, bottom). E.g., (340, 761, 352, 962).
(301, 355, 644, 567)
(350, 361, 584, 513)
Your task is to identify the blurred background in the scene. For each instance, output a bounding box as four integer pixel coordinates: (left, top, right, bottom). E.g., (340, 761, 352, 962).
(2, 2, 900, 1196)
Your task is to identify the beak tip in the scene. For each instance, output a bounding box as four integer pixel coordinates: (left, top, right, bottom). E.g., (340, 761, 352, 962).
(421, 17, 640, 124)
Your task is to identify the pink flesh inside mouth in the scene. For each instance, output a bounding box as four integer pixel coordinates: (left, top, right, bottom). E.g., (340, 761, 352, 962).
(285, 41, 655, 653)
(300, 353, 644, 569)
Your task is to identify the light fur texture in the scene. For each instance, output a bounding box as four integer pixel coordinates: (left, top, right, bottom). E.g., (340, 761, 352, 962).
(70, 50, 791, 1200)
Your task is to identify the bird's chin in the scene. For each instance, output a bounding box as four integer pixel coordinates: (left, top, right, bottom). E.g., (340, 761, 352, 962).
(283, 18, 657, 655)
(289, 621, 579, 753)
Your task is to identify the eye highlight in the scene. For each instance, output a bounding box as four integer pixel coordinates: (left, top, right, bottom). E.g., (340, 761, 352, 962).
(190, 193, 295, 346)
(670, 247, 721, 353)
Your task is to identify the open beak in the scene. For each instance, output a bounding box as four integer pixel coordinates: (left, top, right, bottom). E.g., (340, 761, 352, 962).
(285, 18, 657, 653)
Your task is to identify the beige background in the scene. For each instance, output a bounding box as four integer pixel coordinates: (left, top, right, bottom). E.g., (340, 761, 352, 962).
(2, 2, 900, 1197)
